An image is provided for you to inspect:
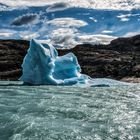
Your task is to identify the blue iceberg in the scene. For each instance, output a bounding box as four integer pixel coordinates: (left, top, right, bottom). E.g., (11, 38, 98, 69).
(20, 39, 133, 86)
(20, 39, 90, 85)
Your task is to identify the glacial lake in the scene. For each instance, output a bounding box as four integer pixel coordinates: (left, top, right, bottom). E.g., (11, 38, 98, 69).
(0, 81, 140, 140)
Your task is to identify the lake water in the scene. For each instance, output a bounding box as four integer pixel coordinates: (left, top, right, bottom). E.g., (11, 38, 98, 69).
(0, 81, 140, 140)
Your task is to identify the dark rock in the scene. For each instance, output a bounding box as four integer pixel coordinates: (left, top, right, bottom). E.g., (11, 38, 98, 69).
(0, 34, 140, 83)
(0, 40, 29, 80)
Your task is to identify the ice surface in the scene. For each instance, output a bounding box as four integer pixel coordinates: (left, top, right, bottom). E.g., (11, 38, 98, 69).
(20, 39, 89, 85)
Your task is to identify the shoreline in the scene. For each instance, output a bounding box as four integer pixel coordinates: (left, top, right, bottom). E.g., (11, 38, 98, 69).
(0, 34, 140, 83)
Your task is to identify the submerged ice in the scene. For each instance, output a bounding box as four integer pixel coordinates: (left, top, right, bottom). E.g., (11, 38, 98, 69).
(20, 39, 89, 85)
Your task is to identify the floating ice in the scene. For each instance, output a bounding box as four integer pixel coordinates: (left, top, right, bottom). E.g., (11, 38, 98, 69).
(20, 39, 134, 86)
(20, 39, 90, 85)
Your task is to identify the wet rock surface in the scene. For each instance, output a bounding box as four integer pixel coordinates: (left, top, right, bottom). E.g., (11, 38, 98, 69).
(0, 35, 140, 82)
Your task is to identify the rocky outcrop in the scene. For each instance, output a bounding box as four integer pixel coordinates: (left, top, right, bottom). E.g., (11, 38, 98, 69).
(0, 35, 140, 82)
(0, 40, 29, 80)
(58, 35, 140, 81)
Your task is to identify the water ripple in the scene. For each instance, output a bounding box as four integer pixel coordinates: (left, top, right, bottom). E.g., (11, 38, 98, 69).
(0, 82, 140, 139)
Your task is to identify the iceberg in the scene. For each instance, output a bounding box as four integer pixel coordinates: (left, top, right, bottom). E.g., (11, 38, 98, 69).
(20, 39, 90, 85)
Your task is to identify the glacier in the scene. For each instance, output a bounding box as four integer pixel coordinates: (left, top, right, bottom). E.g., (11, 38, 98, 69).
(20, 39, 90, 85)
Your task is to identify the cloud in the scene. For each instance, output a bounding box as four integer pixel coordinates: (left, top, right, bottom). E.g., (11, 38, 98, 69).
(101, 30, 113, 34)
(19, 31, 40, 40)
(1, 0, 139, 10)
(47, 27, 116, 48)
(89, 17, 98, 23)
(124, 31, 140, 37)
(11, 14, 38, 26)
(117, 13, 140, 22)
(46, 2, 69, 12)
(0, 32, 13, 37)
(0, 29, 16, 38)
(47, 18, 88, 28)
(49, 28, 78, 48)
(75, 34, 116, 45)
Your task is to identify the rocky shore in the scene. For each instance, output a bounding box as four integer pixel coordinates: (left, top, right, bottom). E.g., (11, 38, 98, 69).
(0, 35, 140, 83)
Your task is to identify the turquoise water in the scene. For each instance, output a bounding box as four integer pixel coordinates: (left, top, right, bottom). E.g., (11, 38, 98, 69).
(0, 81, 140, 140)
